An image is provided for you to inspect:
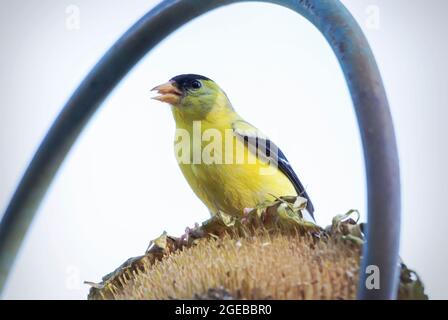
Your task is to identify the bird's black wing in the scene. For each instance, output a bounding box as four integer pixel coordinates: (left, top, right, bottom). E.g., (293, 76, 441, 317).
(232, 120, 314, 220)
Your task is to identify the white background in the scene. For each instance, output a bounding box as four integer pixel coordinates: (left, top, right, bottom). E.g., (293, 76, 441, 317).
(0, 0, 447, 299)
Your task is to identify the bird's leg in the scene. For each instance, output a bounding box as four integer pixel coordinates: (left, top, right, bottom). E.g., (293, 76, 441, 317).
(179, 222, 202, 244)
(241, 207, 254, 224)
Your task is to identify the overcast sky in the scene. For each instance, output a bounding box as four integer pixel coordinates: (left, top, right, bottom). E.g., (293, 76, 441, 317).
(0, 0, 447, 299)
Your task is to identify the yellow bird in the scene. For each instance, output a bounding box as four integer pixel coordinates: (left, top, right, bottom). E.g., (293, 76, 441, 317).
(152, 74, 314, 220)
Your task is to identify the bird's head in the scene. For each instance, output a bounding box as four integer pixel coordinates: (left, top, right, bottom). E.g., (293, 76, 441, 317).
(151, 74, 232, 120)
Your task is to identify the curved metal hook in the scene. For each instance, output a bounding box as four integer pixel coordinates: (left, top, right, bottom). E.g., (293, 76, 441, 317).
(0, 0, 400, 299)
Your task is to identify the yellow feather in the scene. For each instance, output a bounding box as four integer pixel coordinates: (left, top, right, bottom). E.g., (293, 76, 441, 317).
(169, 79, 297, 216)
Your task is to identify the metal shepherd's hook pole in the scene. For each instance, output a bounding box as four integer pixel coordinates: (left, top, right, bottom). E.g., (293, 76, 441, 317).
(0, 0, 400, 299)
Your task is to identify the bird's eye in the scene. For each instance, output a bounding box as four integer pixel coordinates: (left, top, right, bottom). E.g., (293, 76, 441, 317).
(191, 80, 202, 90)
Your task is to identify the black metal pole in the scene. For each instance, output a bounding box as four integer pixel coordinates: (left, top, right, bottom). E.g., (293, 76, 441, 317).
(0, 0, 400, 299)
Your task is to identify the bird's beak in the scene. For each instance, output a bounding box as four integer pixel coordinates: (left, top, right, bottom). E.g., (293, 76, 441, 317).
(151, 81, 182, 105)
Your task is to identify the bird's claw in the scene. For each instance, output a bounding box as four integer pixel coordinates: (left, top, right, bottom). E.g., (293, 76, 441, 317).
(241, 207, 254, 224)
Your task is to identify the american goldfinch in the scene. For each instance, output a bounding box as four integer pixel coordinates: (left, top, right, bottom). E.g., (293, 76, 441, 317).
(152, 74, 314, 220)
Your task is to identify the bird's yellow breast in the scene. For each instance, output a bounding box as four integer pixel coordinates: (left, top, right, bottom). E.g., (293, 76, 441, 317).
(173, 115, 296, 216)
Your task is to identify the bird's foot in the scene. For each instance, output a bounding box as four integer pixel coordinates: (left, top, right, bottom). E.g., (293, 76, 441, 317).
(241, 207, 254, 224)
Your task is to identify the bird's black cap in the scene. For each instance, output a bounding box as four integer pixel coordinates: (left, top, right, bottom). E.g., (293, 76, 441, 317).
(170, 74, 212, 90)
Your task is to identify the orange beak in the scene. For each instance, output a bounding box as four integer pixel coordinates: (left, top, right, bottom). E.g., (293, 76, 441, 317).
(151, 81, 182, 105)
